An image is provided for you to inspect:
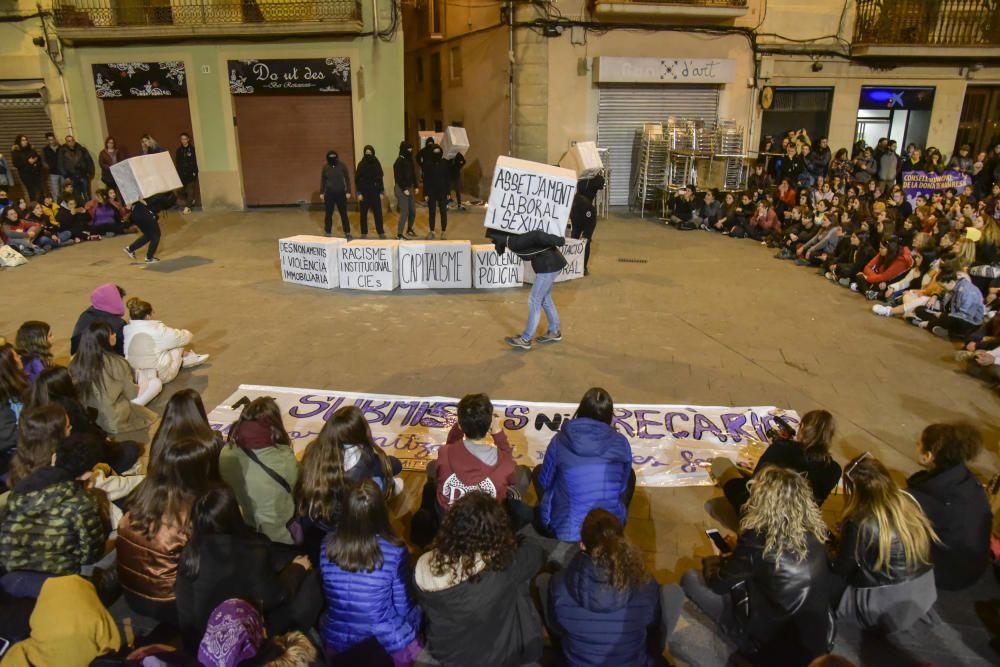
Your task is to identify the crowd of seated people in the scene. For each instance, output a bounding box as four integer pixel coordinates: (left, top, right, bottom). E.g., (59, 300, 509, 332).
(2, 281, 999, 666)
(667, 135, 1000, 392)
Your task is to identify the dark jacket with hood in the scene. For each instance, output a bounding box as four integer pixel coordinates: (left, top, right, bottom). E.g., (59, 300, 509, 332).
(12, 144, 42, 189)
(447, 152, 465, 178)
(832, 517, 933, 588)
(723, 438, 842, 513)
(434, 423, 518, 511)
(907, 464, 992, 590)
(0, 465, 107, 575)
(175, 143, 198, 184)
(70, 283, 127, 355)
(548, 551, 661, 667)
(415, 539, 545, 667)
(393, 142, 416, 191)
(355, 145, 385, 197)
(320, 152, 351, 196)
(57, 143, 94, 179)
(422, 147, 451, 198)
(537, 417, 633, 542)
(416, 139, 435, 172)
(493, 230, 568, 275)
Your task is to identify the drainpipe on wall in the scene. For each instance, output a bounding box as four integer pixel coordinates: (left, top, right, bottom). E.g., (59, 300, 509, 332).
(372, 0, 379, 38)
(58, 71, 74, 135)
(507, 0, 514, 156)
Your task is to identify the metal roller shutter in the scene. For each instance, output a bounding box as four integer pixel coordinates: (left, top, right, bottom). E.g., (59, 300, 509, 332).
(0, 95, 54, 198)
(597, 85, 720, 206)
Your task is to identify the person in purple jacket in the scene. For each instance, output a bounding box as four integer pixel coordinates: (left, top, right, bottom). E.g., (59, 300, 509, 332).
(320, 479, 422, 665)
(535, 387, 636, 543)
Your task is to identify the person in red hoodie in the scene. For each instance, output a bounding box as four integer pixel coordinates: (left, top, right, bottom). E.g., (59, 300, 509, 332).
(411, 393, 531, 546)
(854, 238, 913, 298)
(748, 200, 781, 244)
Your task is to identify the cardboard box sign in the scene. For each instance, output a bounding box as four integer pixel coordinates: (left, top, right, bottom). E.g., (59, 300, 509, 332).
(339, 240, 399, 291)
(440, 126, 470, 159)
(522, 237, 586, 284)
(109, 152, 183, 205)
(559, 141, 603, 178)
(484, 156, 577, 238)
(278, 235, 344, 290)
(418, 131, 444, 150)
(473, 244, 523, 289)
(398, 240, 473, 289)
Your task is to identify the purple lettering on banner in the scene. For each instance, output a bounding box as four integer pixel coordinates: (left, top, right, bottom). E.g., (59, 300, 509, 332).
(719, 413, 754, 443)
(503, 405, 530, 431)
(534, 412, 565, 432)
(750, 412, 768, 440)
(611, 408, 635, 437)
(692, 414, 725, 441)
(289, 395, 338, 419)
(383, 400, 420, 426)
(679, 449, 708, 473)
(632, 455, 669, 468)
(287, 429, 320, 441)
(419, 401, 457, 428)
(665, 411, 690, 438)
(360, 400, 393, 425)
(633, 409, 664, 439)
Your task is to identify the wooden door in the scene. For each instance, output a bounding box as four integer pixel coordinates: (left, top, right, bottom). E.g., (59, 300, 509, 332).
(233, 95, 355, 206)
(102, 97, 194, 162)
(956, 87, 1000, 155)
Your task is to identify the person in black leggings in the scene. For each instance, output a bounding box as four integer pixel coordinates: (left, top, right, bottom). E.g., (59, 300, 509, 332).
(124, 193, 174, 264)
(422, 144, 450, 239)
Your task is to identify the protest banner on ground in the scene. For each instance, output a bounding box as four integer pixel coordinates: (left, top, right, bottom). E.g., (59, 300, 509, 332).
(472, 244, 523, 288)
(522, 238, 586, 284)
(902, 169, 971, 206)
(485, 156, 577, 237)
(398, 240, 472, 289)
(208, 385, 797, 487)
(339, 240, 399, 291)
(110, 152, 183, 205)
(278, 235, 343, 289)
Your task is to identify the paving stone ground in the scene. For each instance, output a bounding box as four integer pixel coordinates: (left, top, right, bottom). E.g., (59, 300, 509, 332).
(4, 204, 998, 664)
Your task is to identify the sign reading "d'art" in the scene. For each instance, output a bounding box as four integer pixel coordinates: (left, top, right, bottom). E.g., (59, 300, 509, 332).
(208, 384, 798, 488)
(485, 157, 576, 238)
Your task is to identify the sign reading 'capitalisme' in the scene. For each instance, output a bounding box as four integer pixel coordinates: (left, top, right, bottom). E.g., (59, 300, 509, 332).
(228, 58, 352, 95)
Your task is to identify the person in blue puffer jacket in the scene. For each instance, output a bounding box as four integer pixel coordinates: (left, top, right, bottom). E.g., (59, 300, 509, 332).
(320, 479, 423, 665)
(539, 509, 684, 667)
(535, 387, 636, 542)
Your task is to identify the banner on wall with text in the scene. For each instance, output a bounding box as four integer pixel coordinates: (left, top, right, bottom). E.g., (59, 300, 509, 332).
(902, 169, 971, 206)
(208, 385, 797, 487)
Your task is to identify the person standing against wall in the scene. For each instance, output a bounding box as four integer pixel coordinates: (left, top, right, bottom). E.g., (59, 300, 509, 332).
(175, 132, 199, 215)
(140, 134, 166, 155)
(42, 133, 62, 198)
(98, 137, 126, 193)
(57, 135, 94, 201)
(423, 145, 450, 239)
(393, 141, 417, 240)
(320, 150, 352, 239)
(447, 151, 466, 211)
(11, 135, 42, 203)
(355, 144, 386, 239)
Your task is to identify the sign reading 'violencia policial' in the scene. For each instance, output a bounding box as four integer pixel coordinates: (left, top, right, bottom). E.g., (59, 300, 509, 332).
(485, 156, 577, 237)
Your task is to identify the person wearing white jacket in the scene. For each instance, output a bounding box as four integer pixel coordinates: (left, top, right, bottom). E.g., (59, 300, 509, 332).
(123, 297, 209, 405)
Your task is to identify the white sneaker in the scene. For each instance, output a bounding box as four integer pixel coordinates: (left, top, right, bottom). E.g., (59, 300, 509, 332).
(850, 282, 859, 292)
(182, 207, 191, 215)
(392, 477, 405, 496)
(871, 304, 892, 317)
(183, 353, 210, 368)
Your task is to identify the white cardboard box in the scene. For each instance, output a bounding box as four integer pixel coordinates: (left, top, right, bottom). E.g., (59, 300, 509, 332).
(339, 240, 400, 291)
(278, 235, 344, 290)
(484, 156, 577, 238)
(522, 238, 586, 284)
(440, 126, 470, 159)
(558, 141, 603, 178)
(398, 240, 473, 289)
(472, 244, 523, 289)
(109, 152, 182, 205)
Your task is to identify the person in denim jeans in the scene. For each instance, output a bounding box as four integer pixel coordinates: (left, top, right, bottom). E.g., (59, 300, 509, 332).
(488, 229, 567, 350)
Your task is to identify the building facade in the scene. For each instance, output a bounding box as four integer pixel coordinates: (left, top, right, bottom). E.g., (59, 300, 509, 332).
(403, 0, 1000, 204)
(0, 0, 403, 209)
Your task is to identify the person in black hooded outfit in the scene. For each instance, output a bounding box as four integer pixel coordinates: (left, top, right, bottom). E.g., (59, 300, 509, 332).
(393, 141, 417, 239)
(320, 150, 352, 239)
(423, 144, 451, 239)
(448, 151, 466, 211)
(123, 192, 175, 264)
(355, 145, 386, 239)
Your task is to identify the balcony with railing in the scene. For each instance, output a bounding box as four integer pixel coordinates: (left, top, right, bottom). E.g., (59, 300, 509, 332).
(51, 0, 364, 42)
(853, 0, 1000, 58)
(590, 0, 749, 22)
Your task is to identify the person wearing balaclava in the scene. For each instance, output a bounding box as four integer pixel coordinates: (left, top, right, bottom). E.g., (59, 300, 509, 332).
(394, 141, 418, 239)
(447, 150, 466, 211)
(423, 144, 451, 239)
(320, 150, 352, 238)
(416, 136, 436, 180)
(355, 145, 386, 239)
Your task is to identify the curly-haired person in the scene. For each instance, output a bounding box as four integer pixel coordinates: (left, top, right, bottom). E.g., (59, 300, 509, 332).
(414, 491, 545, 667)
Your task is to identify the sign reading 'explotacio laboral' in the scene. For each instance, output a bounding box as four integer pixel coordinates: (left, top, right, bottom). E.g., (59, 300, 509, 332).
(485, 157, 577, 238)
(207, 384, 798, 488)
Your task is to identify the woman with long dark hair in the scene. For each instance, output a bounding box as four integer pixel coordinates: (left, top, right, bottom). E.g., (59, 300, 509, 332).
(415, 492, 544, 667)
(98, 136, 125, 191)
(220, 396, 299, 544)
(148, 388, 221, 470)
(116, 437, 218, 624)
(535, 387, 635, 542)
(321, 480, 422, 663)
(834, 453, 938, 631)
(69, 321, 156, 435)
(855, 237, 913, 295)
(11, 135, 42, 202)
(15, 320, 53, 383)
(0, 342, 29, 476)
(176, 485, 321, 650)
(541, 508, 683, 666)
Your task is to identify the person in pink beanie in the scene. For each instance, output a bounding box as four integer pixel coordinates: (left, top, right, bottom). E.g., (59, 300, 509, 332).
(70, 283, 127, 355)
